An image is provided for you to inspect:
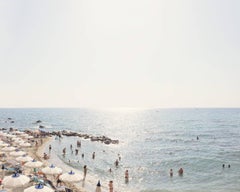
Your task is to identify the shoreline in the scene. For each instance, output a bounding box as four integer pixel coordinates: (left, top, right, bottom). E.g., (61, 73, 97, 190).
(29, 136, 86, 192)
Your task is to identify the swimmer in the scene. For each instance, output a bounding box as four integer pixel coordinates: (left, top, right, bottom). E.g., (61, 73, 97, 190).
(92, 152, 95, 159)
(222, 164, 225, 168)
(228, 164, 231, 168)
(170, 169, 173, 177)
(115, 159, 119, 167)
(178, 168, 183, 176)
(75, 149, 79, 155)
(83, 165, 87, 180)
(125, 170, 129, 183)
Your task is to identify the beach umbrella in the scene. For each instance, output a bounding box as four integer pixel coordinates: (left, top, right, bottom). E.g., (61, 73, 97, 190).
(19, 133, 29, 138)
(16, 155, 33, 162)
(2, 146, 16, 152)
(10, 150, 26, 157)
(59, 170, 82, 183)
(20, 142, 32, 147)
(15, 139, 25, 144)
(24, 159, 43, 168)
(26, 135, 34, 139)
(2, 173, 30, 188)
(42, 164, 62, 175)
(24, 183, 54, 192)
(13, 131, 23, 135)
(6, 134, 16, 138)
(0, 143, 8, 147)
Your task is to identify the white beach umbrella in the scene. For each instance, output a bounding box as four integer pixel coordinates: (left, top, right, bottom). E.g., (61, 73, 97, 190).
(2, 146, 16, 152)
(0, 143, 8, 147)
(12, 137, 21, 141)
(24, 159, 43, 168)
(2, 173, 30, 188)
(20, 142, 32, 147)
(42, 164, 62, 175)
(16, 155, 33, 162)
(24, 183, 54, 192)
(26, 135, 34, 139)
(19, 133, 29, 138)
(15, 139, 25, 144)
(10, 150, 26, 157)
(13, 131, 23, 135)
(6, 134, 16, 138)
(59, 170, 82, 183)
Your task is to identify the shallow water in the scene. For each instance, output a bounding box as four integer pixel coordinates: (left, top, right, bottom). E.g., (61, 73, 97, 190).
(0, 108, 240, 191)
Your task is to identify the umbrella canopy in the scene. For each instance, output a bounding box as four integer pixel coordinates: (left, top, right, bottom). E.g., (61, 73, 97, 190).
(2, 173, 30, 188)
(26, 135, 34, 139)
(16, 155, 33, 162)
(59, 170, 82, 183)
(20, 142, 32, 147)
(24, 159, 43, 168)
(0, 143, 8, 147)
(19, 133, 29, 138)
(10, 150, 27, 157)
(2, 146, 16, 152)
(24, 183, 54, 192)
(13, 138, 25, 143)
(42, 164, 62, 175)
(6, 134, 16, 138)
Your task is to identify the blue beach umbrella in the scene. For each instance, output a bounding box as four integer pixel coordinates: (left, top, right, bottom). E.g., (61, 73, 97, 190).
(42, 164, 62, 175)
(24, 183, 54, 192)
(59, 170, 82, 183)
(2, 173, 30, 188)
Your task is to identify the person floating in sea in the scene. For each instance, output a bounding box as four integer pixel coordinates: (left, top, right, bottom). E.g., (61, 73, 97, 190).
(108, 180, 113, 192)
(118, 153, 121, 161)
(197, 136, 199, 140)
(83, 165, 87, 180)
(222, 164, 225, 168)
(92, 152, 95, 159)
(178, 168, 183, 176)
(82, 153, 84, 158)
(170, 169, 173, 177)
(95, 180, 102, 192)
(77, 140, 81, 148)
(75, 149, 79, 155)
(228, 164, 231, 168)
(125, 170, 129, 183)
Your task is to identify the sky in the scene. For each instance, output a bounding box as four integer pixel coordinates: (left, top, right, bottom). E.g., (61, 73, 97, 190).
(0, 0, 240, 108)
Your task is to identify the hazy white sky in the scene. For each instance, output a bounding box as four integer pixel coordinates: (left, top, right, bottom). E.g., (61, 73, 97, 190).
(0, 0, 240, 108)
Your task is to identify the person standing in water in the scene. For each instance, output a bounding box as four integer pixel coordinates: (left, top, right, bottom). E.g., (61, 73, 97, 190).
(108, 180, 113, 192)
(83, 165, 87, 180)
(125, 170, 129, 183)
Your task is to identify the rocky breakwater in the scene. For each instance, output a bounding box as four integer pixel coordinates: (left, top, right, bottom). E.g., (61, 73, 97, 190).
(52, 130, 119, 145)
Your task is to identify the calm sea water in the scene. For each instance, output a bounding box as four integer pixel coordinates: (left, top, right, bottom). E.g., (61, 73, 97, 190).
(0, 108, 240, 192)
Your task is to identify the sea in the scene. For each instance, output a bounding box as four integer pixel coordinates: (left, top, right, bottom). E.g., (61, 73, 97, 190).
(0, 108, 240, 192)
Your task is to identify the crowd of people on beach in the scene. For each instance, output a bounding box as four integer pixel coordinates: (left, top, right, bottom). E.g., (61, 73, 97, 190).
(45, 139, 129, 192)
